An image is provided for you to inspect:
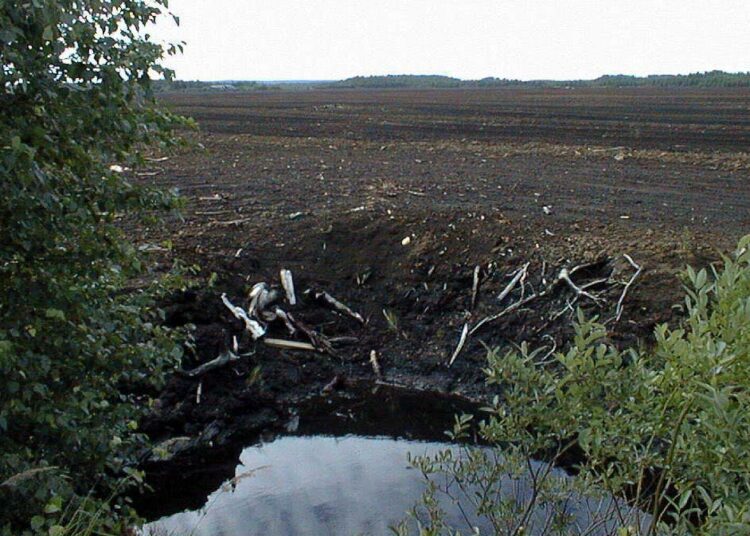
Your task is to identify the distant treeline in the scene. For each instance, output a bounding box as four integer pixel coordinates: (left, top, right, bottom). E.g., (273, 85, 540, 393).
(155, 71, 750, 93)
(325, 71, 750, 89)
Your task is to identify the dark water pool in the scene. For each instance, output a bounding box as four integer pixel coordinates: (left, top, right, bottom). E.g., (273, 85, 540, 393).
(141, 384, 649, 535)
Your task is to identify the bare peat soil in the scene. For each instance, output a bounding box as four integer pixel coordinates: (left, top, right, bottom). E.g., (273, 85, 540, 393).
(130, 88, 750, 479)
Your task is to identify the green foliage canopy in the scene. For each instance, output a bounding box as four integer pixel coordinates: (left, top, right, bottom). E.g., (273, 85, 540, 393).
(1, 1, 189, 533)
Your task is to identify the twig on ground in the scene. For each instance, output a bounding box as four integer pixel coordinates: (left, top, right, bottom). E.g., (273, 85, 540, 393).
(538, 335, 557, 364)
(471, 292, 537, 336)
(209, 217, 253, 227)
(370, 350, 382, 378)
(315, 291, 365, 324)
(497, 262, 530, 303)
(614, 254, 643, 323)
(470, 265, 481, 310)
(263, 338, 316, 352)
(448, 323, 469, 367)
(328, 336, 359, 346)
(273, 307, 297, 335)
(179, 350, 241, 378)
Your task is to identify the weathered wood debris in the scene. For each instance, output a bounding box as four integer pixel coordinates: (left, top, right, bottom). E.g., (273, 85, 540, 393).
(181, 268, 367, 377)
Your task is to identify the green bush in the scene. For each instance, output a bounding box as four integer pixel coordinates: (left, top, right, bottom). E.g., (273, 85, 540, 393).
(1, 2, 190, 533)
(400, 237, 750, 535)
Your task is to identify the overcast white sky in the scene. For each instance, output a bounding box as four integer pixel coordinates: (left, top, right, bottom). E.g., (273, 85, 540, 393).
(151, 1, 750, 81)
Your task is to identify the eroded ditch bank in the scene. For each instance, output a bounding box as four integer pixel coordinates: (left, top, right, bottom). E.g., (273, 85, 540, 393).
(133, 218, 718, 534)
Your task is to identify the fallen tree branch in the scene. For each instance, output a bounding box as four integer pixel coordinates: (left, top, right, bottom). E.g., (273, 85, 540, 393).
(557, 267, 603, 304)
(221, 293, 266, 339)
(472, 263, 595, 336)
(263, 338, 316, 352)
(314, 291, 365, 324)
(1, 467, 60, 488)
(248, 283, 280, 320)
(286, 312, 337, 355)
(179, 350, 241, 378)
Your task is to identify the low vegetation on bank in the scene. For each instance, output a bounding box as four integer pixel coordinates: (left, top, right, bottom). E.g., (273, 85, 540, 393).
(401, 237, 750, 535)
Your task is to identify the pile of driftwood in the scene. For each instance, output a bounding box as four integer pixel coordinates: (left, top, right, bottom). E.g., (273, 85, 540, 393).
(449, 255, 642, 366)
(181, 268, 367, 379)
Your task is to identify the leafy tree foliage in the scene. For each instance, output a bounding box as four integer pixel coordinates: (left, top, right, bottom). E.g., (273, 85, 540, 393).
(0, 1, 189, 533)
(402, 237, 750, 535)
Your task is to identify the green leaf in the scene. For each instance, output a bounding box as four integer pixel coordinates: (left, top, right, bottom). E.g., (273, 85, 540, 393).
(48, 526, 66, 536)
(31, 515, 45, 531)
(45, 309, 66, 321)
(44, 496, 62, 514)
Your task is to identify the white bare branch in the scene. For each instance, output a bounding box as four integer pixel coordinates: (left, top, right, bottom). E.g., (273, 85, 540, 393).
(614, 254, 643, 322)
(448, 323, 470, 367)
(221, 293, 266, 339)
(280, 269, 297, 305)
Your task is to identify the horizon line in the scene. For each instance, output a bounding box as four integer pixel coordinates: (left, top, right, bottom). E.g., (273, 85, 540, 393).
(175, 69, 750, 84)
